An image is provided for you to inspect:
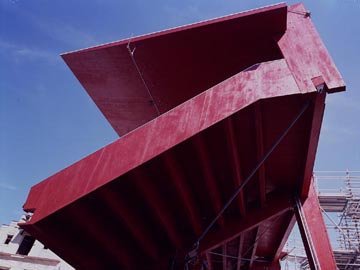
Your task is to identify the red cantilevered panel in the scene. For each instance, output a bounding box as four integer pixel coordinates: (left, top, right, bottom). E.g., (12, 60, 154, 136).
(21, 3, 345, 270)
(62, 3, 287, 135)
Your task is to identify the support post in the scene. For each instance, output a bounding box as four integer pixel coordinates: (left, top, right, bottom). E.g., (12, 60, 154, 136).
(294, 178, 337, 269)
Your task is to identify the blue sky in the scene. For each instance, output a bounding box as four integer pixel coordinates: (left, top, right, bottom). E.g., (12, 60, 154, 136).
(0, 0, 359, 224)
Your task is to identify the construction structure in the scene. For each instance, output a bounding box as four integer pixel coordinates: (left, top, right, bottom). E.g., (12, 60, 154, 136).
(20, 3, 345, 270)
(283, 171, 360, 269)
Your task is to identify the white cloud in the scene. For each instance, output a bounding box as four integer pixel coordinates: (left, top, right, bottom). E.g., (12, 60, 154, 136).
(0, 39, 59, 64)
(326, 93, 360, 112)
(36, 20, 98, 48)
(1, 3, 99, 50)
(0, 182, 17, 191)
(22, 11, 99, 49)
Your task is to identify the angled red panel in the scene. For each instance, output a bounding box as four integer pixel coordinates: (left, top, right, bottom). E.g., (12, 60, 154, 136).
(62, 3, 287, 135)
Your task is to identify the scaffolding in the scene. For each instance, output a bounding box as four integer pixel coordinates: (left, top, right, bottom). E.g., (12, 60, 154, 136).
(282, 171, 360, 270)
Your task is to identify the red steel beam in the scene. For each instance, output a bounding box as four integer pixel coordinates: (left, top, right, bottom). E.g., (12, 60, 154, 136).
(162, 152, 203, 236)
(21, 219, 104, 269)
(273, 215, 296, 261)
(254, 103, 266, 206)
(205, 252, 213, 270)
(294, 179, 337, 270)
(131, 170, 184, 249)
(225, 117, 247, 216)
(222, 244, 228, 270)
(96, 188, 159, 260)
(236, 234, 244, 270)
(252, 261, 281, 270)
(193, 135, 224, 226)
(193, 95, 312, 261)
(300, 91, 326, 197)
(65, 204, 133, 268)
(249, 227, 260, 269)
(200, 194, 293, 253)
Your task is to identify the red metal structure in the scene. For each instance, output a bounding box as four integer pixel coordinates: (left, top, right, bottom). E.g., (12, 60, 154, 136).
(21, 3, 345, 270)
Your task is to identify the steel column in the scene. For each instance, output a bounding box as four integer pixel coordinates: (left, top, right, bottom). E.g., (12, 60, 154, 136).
(294, 179, 337, 269)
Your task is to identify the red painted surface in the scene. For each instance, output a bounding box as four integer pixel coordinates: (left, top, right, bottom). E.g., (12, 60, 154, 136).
(296, 179, 337, 269)
(252, 261, 281, 270)
(274, 215, 296, 261)
(278, 4, 345, 94)
(23, 58, 300, 225)
(200, 194, 293, 253)
(62, 3, 287, 136)
(21, 3, 345, 270)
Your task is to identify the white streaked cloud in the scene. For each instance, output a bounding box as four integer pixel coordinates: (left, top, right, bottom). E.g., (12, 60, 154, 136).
(0, 182, 17, 191)
(1, 1, 99, 50)
(326, 93, 360, 112)
(32, 18, 98, 49)
(0, 39, 59, 64)
(19, 8, 99, 49)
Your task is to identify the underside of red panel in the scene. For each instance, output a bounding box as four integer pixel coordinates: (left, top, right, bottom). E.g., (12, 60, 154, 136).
(21, 3, 345, 270)
(61, 4, 287, 136)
